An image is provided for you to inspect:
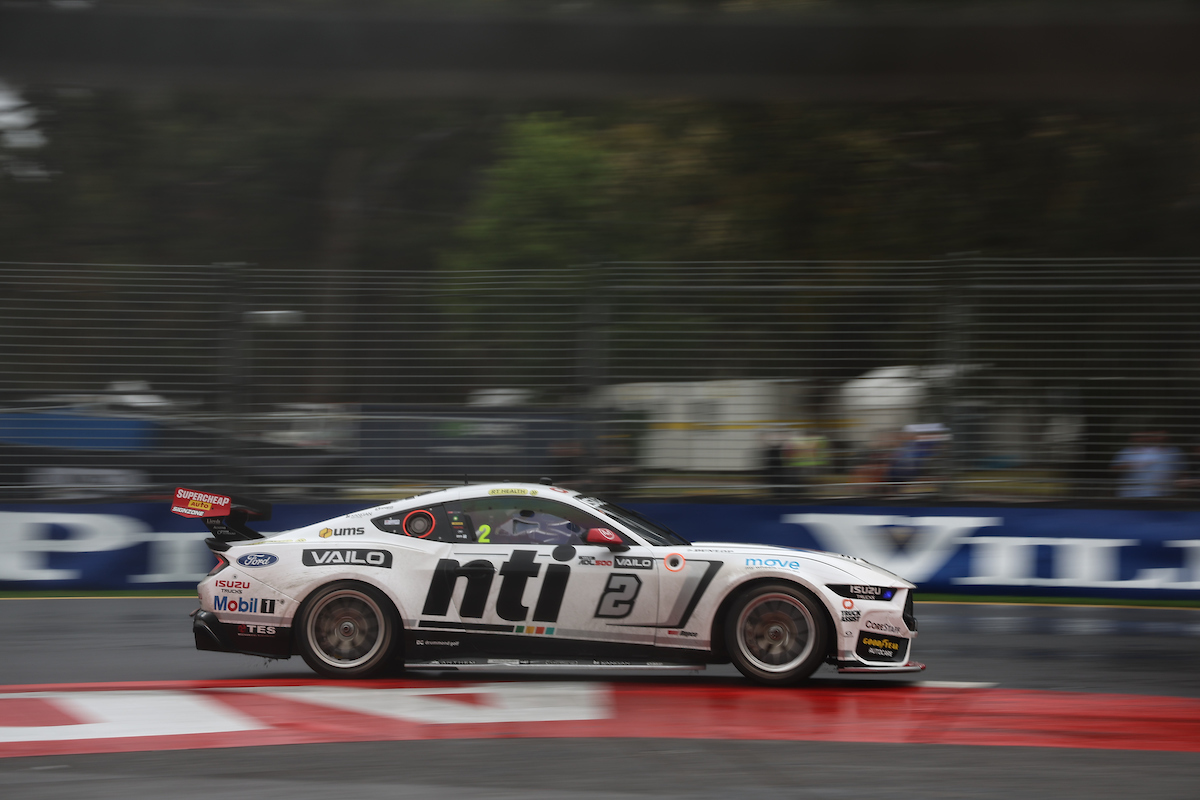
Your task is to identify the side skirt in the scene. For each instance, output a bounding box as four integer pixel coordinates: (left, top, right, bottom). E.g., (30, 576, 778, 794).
(403, 627, 716, 667)
(406, 660, 706, 671)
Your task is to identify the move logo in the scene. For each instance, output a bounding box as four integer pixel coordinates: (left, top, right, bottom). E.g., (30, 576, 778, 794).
(303, 549, 392, 568)
(745, 556, 805, 570)
(213, 597, 278, 614)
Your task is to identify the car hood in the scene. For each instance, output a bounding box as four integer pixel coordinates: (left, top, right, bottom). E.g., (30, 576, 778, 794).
(688, 541, 916, 588)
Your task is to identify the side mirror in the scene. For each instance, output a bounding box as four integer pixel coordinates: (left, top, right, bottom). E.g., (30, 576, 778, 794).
(585, 528, 629, 552)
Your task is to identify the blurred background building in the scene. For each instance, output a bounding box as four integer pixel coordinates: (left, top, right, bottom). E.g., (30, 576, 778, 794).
(3, 1, 1200, 506)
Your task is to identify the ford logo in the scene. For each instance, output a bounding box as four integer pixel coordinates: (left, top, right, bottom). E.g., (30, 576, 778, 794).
(236, 553, 278, 568)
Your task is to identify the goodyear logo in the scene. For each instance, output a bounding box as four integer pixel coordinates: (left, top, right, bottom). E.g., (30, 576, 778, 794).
(861, 636, 899, 651)
(855, 632, 908, 662)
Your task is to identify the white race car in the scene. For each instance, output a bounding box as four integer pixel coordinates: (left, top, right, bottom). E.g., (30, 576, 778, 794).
(174, 482, 923, 685)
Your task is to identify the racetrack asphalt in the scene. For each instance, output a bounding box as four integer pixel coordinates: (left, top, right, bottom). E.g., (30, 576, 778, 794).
(1, 599, 1198, 799)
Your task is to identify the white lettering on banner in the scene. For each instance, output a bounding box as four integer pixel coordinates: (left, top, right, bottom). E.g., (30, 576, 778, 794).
(1167, 541, 1200, 585)
(214, 682, 608, 724)
(783, 514, 1002, 583)
(954, 537, 1200, 589)
(0, 512, 211, 583)
(0, 513, 146, 581)
(128, 533, 213, 584)
(0, 691, 263, 742)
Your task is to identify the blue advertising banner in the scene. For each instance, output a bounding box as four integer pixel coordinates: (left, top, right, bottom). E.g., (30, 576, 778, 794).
(1, 500, 1198, 598)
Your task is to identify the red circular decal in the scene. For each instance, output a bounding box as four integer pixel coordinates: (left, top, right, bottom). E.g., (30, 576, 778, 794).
(403, 510, 436, 539)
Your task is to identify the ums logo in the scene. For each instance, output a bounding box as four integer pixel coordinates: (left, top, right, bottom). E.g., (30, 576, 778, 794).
(319, 527, 364, 538)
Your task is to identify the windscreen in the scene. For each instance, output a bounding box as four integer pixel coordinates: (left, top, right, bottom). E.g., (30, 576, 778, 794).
(591, 500, 691, 547)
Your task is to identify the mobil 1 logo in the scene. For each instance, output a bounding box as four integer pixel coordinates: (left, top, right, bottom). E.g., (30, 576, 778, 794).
(213, 596, 278, 614)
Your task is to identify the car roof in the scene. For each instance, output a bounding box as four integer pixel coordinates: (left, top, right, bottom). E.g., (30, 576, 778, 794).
(377, 482, 586, 511)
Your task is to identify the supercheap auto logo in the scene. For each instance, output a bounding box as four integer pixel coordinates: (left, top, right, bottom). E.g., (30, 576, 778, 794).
(170, 488, 232, 518)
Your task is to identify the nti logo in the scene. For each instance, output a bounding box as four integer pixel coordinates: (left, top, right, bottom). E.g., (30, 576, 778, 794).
(424, 550, 569, 623)
(213, 597, 278, 614)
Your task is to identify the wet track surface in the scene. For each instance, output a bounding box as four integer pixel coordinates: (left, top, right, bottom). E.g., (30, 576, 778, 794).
(1, 599, 1198, 799)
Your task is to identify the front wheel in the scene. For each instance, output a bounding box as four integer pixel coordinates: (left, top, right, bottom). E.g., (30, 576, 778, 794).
(725, 583, 828, 686)
(297, 581, 400, 678)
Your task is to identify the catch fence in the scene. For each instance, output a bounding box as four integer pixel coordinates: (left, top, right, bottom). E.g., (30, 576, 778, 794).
(2, 258, 1197, 505)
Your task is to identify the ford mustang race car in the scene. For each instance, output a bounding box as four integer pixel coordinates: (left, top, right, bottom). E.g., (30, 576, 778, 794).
(173, 482, 922, 685)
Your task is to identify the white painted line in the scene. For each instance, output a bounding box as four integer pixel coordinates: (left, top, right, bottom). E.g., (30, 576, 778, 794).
(215, 682, 612, 724)
(0, 691, 265, 743)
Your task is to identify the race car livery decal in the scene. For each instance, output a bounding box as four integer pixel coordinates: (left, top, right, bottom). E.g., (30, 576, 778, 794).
(213, 596, 279, 614)
(412, 619, 657, 647)
(318, 527, 364, 538)
(416, 620, 558, 635)
(236, 553, 278, 568)
(855, 632, 909, 662)
(830, 584, 897, 601)
(214, 579, 250, 591)
(302, 549, 392, 568)
(421, 549, 570, 623)
(594, 574, 641, 619)
(234, 623, 281, 638)
(658, 560, 722, 629)
(170, 487, 232, 518)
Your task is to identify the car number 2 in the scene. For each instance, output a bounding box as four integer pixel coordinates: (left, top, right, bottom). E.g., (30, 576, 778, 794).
(595, 573, 642, 619)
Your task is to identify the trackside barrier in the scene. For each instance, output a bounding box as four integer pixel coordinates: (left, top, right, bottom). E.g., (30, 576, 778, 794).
(1, 502, 1198, 599)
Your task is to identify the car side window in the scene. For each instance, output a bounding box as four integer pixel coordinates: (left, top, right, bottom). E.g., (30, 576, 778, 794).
(372, 505, 469, 543)
(446, 497, 606, 546)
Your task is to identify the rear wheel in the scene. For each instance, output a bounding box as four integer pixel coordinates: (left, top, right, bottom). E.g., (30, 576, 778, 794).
(725, 583, 828, 686)
(297, 581, 400, 678)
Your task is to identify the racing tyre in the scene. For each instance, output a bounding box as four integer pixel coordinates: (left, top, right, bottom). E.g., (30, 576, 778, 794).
(725, 583, 828, 686)
(297, 581, 401, 678)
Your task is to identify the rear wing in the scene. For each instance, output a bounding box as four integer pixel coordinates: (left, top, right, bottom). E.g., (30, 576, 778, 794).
(170, 487, 272, 543)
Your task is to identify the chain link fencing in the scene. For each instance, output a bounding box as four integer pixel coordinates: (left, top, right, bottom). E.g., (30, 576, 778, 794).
(2, 258, 1198, 505)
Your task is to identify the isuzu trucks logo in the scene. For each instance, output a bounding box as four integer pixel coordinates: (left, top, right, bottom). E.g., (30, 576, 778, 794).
(236, 553, 278, 568)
